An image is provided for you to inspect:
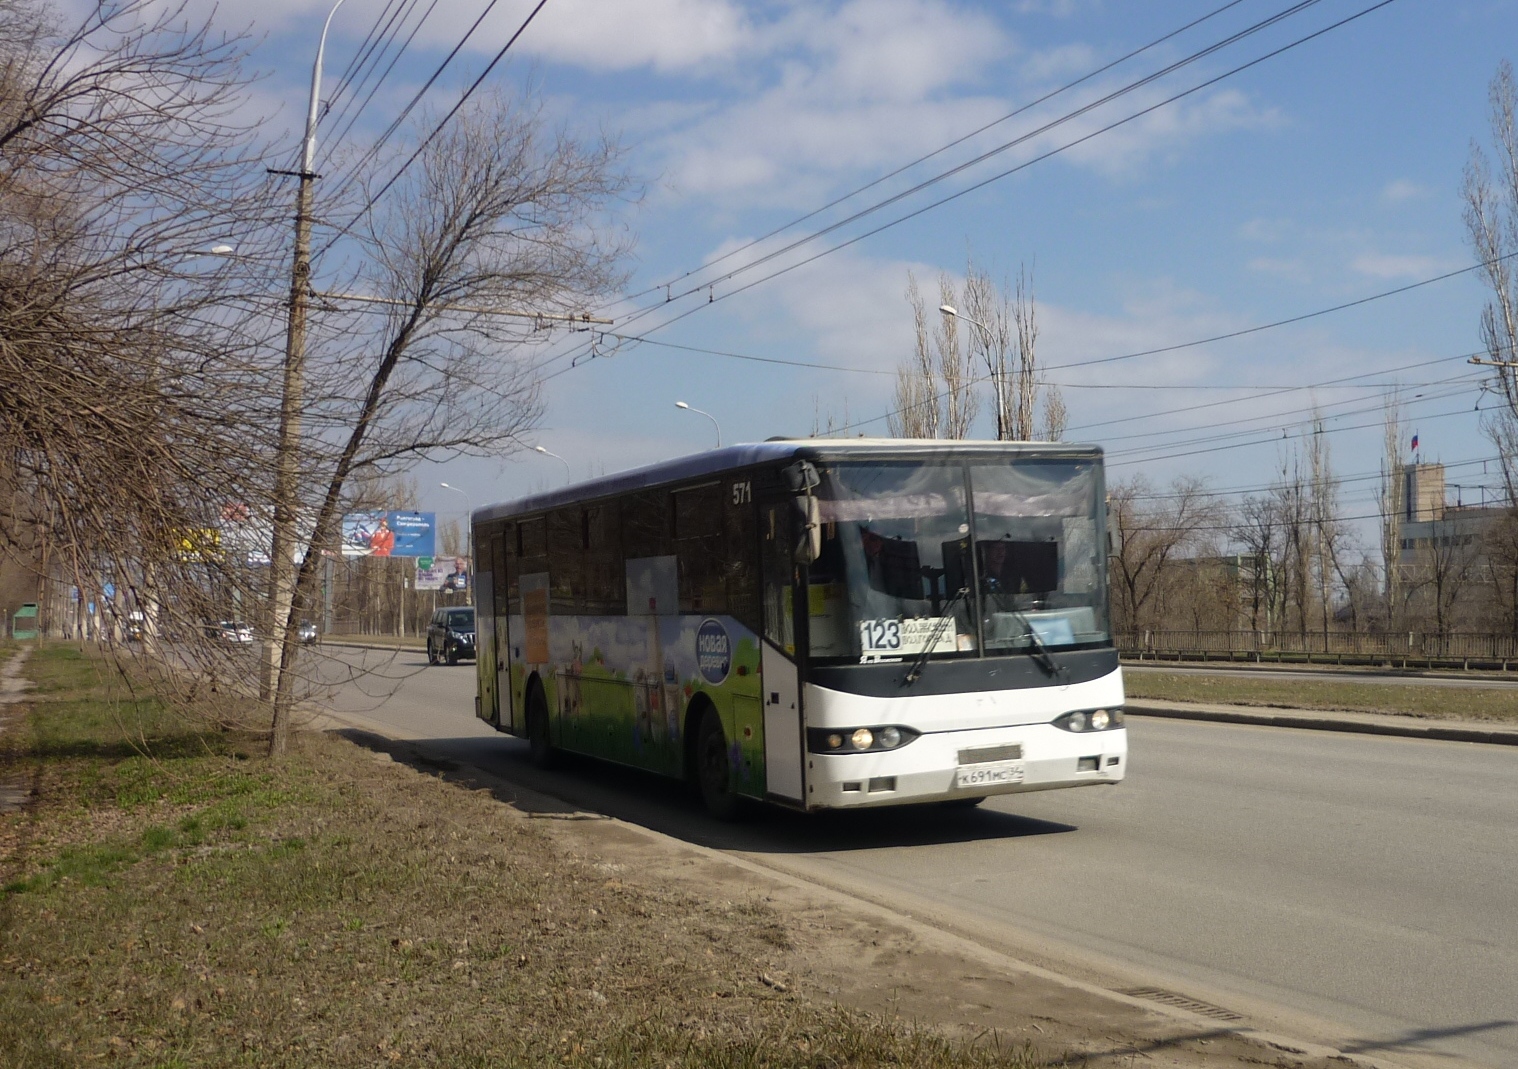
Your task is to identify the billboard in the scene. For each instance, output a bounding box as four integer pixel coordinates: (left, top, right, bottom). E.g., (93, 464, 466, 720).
(341, 511, 436, 558)
(416, 557, 470, 591)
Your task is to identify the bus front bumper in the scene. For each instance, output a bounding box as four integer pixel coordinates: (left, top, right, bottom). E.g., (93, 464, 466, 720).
(804, 723, 1126, 810)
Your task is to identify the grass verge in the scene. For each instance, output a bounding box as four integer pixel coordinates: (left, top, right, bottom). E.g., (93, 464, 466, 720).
(0, 644, 1046, 1067)
(1125, 670, 1518, 722)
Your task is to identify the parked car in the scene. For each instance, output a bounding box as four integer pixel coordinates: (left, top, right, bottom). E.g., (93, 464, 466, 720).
(297, 620, 318, 645)
(426, 606, 475, 665)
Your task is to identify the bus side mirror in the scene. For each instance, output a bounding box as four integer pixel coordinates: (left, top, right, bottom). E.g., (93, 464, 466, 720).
(792, 495, 821, 564)
(782, 460, 819, 493)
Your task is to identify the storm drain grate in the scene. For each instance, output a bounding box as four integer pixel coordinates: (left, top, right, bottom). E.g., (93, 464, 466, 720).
(1121, 987, 1245, 1022)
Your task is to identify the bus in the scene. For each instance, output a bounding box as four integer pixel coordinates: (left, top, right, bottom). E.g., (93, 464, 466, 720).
(471, 439, 1126, 817)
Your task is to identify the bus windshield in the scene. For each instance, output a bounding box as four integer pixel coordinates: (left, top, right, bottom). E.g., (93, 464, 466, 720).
(808, 458, 1108, 664)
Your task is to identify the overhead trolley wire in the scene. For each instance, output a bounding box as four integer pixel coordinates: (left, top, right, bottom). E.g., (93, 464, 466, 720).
(823, 252, 1502, 438)
(312, 0, 516, 232)
(317, 0, 442, 172)
(634, 0, 1333, 313)
(613, 0, 1260, 309)
(538, 0, 1400, 379)
(315, 0, 553, 260)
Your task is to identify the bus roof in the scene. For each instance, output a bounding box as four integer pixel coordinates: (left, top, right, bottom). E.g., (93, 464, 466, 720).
(473, 438, 1103, 524)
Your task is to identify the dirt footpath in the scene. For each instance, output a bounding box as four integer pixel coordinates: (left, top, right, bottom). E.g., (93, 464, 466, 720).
(389, 735, 1401, 1069)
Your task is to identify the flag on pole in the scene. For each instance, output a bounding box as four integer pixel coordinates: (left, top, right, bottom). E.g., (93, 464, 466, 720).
(1411, 433, 1419, 452)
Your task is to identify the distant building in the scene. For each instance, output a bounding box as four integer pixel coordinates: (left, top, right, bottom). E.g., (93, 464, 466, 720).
(1389, 462, 1511, 629)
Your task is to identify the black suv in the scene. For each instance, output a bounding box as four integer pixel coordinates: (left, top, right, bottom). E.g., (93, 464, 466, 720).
(426, 606, 475, 665)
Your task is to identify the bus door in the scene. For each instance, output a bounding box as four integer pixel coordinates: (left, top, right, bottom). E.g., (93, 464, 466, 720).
(760, 498, 805, 803)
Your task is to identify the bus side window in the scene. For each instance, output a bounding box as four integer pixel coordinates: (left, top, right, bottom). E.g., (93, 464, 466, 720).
(725, 483, 760, 633)
(582, 502, 625, 615)
(503, 522, 520, 614)
(622, 489, 671, 559)
(674, 484, 726, 614)
(547, 508, 582, 613)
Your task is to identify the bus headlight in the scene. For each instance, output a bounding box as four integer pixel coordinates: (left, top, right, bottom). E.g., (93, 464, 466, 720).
(1054, 708, 1124, 733)
(808, 726, 920, 754)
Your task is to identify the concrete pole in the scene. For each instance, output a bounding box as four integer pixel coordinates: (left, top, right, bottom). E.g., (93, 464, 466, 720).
(267, 0, 346, 754)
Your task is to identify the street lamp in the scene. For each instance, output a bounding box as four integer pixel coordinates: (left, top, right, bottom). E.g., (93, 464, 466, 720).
(675, 401, 722, 447)
(938, 303, 991, 333)
(534, 446, 571, 484)
(439, 482, 473, 559)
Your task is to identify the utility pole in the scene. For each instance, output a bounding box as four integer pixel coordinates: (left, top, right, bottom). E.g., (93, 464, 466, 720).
(266, 0, 346, 753)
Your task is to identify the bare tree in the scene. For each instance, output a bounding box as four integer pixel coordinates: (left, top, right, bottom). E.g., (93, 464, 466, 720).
(264, 95, 632, 752)
(1108, 475, 1222, 640)
(890, 272, 977, 437)
(1307, 415, 1359, 634)
(0, 0, 288, 713)
(1378, 389, 1406, 629)
(934, 273, 978, 438)
(889, 273, 939, 437)
(1465, 61, 1518, 498)
(894, 257, 1063, 441)
(1232, 492, 1285, 632)
(1039, 383, 1067, 442)
(1011, 266, 1039, 440)
(962, 260, 1014, 439)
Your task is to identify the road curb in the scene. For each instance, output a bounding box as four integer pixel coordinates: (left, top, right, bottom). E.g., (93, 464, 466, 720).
(1126, 702, 1518, 746)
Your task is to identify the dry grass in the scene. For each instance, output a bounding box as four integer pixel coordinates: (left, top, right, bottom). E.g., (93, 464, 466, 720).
(0, 645, 1048, 1067)
(1125, 670, 1518, 722)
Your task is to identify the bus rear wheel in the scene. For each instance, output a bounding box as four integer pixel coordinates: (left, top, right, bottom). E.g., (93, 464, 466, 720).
(526, 685, 555, 770)
(695, 708, 740, 821)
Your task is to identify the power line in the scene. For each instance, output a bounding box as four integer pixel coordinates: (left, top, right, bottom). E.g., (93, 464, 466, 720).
(1106, 400, 1478, 468)
(1064, 354, 1484, 435)
(318, 0, 441, 171)
(1102, 380, 1478, 457)
(313, 0, 516, 232)
(325, 0, 410, 109)
(665, 0, 1332, 306)
(1124, 453, 1504, 503)
(316, 0, 552, 259)
(613, 0, 1259, 309)
(539, 0, 1400, 378)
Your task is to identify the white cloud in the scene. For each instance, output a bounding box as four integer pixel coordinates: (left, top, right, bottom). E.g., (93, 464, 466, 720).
(1239, 218, 1293, 243)
(1058, 87, 1283, 179)
(1246, 257, 1312, 284)
(508, 0, 752, 73)
(1351, 252, 1447, 280)
(1382, 178, 1425, 203)
(1015, 0, 1085, 15)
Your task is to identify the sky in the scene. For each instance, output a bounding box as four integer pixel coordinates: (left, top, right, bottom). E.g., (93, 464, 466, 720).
(186, 0, 1518, 553)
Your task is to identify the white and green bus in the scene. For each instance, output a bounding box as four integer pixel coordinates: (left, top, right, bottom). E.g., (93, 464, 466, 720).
(472, 439, 1126, 817)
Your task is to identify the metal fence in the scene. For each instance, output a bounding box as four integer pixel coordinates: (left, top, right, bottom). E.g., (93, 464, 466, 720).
(1120, 629, 1518, 668)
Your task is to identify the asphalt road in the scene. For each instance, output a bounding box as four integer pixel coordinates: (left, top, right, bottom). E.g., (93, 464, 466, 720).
(305, 647, 1518, 1069)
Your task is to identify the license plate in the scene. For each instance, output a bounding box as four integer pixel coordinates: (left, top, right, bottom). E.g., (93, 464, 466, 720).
(954, 760, 1025, 788)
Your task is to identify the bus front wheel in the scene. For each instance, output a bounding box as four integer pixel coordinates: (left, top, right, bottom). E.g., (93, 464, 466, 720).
(695, 708, 740, 821)
(526, 685, 555, 770)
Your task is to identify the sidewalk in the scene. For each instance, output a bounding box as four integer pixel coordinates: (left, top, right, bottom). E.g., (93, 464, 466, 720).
(1127, 698, 1518, 746)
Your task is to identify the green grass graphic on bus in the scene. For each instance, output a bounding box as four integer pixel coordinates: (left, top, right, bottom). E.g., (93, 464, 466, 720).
(506, 614, 766, 796)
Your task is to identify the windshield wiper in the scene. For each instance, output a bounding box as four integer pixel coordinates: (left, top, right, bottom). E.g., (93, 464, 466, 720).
(1008, 610, 1064, 678)
(903, 586, 969, 685)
